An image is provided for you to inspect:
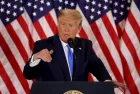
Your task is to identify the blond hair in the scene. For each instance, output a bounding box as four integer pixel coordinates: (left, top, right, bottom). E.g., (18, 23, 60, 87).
(58, 9, 82, 26)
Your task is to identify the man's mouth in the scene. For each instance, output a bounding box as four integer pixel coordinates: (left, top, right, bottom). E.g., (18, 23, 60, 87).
(64, 34, 69, 37)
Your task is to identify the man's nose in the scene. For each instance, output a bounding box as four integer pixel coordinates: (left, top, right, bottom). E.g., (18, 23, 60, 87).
(64, 25, 70, 32)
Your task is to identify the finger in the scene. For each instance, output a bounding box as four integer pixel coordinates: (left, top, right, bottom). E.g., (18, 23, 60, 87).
(49, 50, 54, 54)
(44, 49, 54, 60)
(36, 50, 51, 62)
(40, 54, 51, 62)
(118, 87, 124, 93)
(116, 82, 126, 88)
(41, 49, 51, 59)
(42, 50, 52, 62)
(45, 49, 52, 60)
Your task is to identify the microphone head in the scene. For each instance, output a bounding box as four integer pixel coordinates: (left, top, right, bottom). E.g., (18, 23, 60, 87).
(67, 38, 75, 48)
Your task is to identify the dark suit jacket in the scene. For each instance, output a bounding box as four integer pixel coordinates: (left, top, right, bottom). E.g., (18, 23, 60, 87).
(23, 35, 111, 81)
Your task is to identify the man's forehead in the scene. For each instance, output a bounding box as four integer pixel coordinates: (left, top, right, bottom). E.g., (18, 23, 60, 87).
(59, 19, 78, 25)
(58, 15, 78, 20)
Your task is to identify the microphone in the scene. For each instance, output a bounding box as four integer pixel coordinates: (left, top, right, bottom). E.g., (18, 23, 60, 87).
(67, 38, 75, 49)
(67, 38, 76, 59)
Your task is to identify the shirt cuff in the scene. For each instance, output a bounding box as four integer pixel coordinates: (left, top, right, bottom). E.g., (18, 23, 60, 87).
(29, 56, 41, 67)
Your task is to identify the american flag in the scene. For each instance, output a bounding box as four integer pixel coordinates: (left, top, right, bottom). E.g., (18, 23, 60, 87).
(0, 0, 140, 94)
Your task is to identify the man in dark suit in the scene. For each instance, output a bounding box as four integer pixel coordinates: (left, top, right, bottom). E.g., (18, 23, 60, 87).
(23, 9, 124, 89)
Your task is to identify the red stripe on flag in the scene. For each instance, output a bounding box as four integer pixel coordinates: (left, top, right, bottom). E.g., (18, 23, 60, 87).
(17, 16, 34, 50)
(128, 11, 140, 41)
(116, 24, 123, 39)
(79, 28, 88, 39)
(0, 34, 30, 94)
(103, 15, 139, 92)
(88, 73, 94, 82)
(44, 13, 58, 34)
(120, 53, 139, 94)
(34, 21, 47, 39)
(102, 15, 120, 50)
(122, 30, 140, 75)
(6, 24, 28, 63)
(90, 22, 123, 82)
(0, 62, 17, 94)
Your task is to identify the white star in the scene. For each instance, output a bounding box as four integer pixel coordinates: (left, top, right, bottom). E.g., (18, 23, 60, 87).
(90, 15, 94, 20)
(103, 5, 107, 10)
(120, 11, 123, 15)
(70, 2, 74, 7)
(35, 0, 38, 2)
(1, 1, 5, 5)
(40, 7, 43, 11)
(86, 0, 90, 3)
(127, 7, 130, 10)
(33, 12, 36, 16)
(33, 5, 37, 9)
(114, 16, 117, 20)
(6, 18, 10, 22)
(98, 3, 101, 7)
(113, 9, 117, 13)
(110, 0, 112, 4)
(92, 1, 96, 5)
(15, 0, 18, 2)
(13, 12, 17, 17)
(27, 2, 32, 7)
(20, 0, 22, 3)
(91, 8, 95, 12)
(59, 0, 63, 3)
(65, 1, 68, 4)
(85, 5, 89, 10)
(121, 4, 124, 8)
(97, 11, 101, 15)
(13, 5, 17, 9)
(114, 2, 118, 6)
(104, 0, 108, 3)
(20, 7, 23, 11)
(40, 0, 44, 4)
(46, 2, 51, 6)
(7, 3, 11, 7)
(58, 6, 62, 10)
(128, 0, 131, 3)
(0, 8, 4, 12)
(6, 10, 10, 15)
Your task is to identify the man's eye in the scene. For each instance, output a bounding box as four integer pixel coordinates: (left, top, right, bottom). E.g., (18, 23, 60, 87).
(61, 23, 65, 25)
(69, 24, 73, 27)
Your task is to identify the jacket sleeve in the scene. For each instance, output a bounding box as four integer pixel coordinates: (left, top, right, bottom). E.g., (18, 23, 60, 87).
(87, 40, 112, 81)
(23, 41, 43, 80)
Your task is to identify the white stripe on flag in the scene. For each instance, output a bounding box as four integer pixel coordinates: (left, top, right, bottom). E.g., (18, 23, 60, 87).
(11, 20, 31, 57)
(50, 9, 58, 25)
(39, 17, 54, 37)
(0, 48, 25, 93)
(0, 77, 9, 94)
(131, 1, 140, 25)
(23, 11, 41, 41)
(120, 40, 140, 92)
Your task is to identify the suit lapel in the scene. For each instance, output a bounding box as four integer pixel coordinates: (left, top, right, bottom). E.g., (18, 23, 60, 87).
(52, 35, 71, 81)
(73, 38, 83, 80)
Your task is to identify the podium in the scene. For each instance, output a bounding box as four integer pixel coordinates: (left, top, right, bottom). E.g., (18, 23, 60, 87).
(30, 82, 114, 94)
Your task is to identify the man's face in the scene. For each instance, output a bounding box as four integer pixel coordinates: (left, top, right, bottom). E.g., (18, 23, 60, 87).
(58, 16, 81, 43)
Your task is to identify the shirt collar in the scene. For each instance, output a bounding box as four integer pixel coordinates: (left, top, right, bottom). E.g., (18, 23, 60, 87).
(59, 38, 68, 48)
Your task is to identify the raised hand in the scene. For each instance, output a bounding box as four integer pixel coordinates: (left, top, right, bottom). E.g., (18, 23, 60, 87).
(33, 49, 54, 62)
